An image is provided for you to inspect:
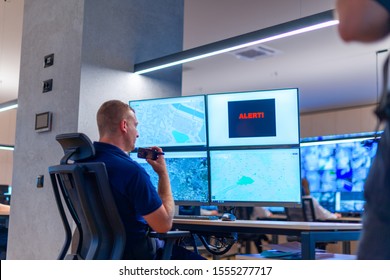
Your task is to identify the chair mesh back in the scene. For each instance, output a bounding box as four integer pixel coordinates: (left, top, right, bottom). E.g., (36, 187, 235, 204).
(302, 198, 316, 222)
(49, 133, 125, 260)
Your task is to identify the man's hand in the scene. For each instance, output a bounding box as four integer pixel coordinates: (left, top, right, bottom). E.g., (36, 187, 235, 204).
(146, 146, 168, 176)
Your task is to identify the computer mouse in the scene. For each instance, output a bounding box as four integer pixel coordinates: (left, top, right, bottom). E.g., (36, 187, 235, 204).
(221, 213, 236, 221)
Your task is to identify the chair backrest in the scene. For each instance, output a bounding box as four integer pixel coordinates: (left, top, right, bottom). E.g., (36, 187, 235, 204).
(285, 197, 317, 222)
(49, 133, 126, 260)
(302, 197, 316, 222)
(285, 206, 305, 221)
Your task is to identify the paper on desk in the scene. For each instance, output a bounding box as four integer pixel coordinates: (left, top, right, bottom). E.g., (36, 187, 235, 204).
(262, 241, 302, 253)
(260, 241, 334, 259)
(263, 241, 326, 253)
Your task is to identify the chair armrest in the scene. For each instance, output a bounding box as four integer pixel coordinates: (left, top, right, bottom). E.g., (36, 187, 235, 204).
(148, 230, 192, 259)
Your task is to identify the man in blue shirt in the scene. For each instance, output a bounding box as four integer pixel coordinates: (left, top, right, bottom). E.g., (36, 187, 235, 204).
(336, 0, 390, 259)
(92, 100, 203, 259)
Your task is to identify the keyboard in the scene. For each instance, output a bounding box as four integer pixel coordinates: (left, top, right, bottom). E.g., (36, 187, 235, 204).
(174, 215, 219, 220)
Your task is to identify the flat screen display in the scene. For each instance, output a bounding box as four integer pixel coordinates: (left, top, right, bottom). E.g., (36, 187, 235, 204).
(311, 191, 365, 214)
(301, 132, 380, 214)
(209, 148, 302, 206)
(207, 88, 299, 147)
(131, 151, 209, 205)
(130, 95, 207, 148)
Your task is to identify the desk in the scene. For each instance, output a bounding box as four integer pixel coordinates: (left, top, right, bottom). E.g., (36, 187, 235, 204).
(263, 214, 362, 223)
(260, 214, 287, 221)
(173, 219, 361, 260)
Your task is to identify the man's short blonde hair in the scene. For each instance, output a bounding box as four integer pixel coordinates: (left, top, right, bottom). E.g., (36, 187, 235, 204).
(96, 100, 133, 137)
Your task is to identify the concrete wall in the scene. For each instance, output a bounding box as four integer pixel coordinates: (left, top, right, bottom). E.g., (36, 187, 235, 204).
(7, 0, 184, 259)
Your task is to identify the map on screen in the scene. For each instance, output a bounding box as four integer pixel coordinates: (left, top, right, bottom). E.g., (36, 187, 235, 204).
(209, 148, 301, 206)
(130, 95, 207, 148)
(131, 151, 209, 205)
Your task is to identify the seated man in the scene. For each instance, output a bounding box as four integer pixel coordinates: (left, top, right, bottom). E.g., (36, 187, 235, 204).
(86, 100, 204, 260)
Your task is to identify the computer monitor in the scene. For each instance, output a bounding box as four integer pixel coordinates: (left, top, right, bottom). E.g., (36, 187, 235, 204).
(301, 132, 381, 214)
(335, 191, 365, 213)
(207, 88, 299, 147)
(209, 147, 302, 207)
(129, 95, 207, 148)
(131, 151, 209, 205)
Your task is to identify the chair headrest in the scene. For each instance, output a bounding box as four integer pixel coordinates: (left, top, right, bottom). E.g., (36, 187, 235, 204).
(56, 133, 95, 164)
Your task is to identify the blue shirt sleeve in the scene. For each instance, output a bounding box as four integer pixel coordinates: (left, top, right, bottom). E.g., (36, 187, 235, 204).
(130, 165, 162, 216)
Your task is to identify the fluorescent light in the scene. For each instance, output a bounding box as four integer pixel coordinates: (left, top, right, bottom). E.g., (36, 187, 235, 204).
(134, 10, 337, 75)
(0, 99, 18, 113)
(0, 145, 14, 151)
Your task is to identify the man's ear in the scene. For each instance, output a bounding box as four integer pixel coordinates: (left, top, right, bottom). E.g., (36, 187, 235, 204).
(119, 119, 127, 133)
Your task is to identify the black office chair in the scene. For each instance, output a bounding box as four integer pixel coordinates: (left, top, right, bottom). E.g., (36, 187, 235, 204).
(302, 197, 316, 222)
(49, 132, 190, 260)
(285, 198, 316, 222)
(49, 133, 126, 259)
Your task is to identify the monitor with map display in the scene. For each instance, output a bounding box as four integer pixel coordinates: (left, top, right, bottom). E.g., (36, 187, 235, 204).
(130, 95, 207, 148)
(209, 148, 302, 207)
(131, 151, 209, 205)
(207, 88, 299, 147)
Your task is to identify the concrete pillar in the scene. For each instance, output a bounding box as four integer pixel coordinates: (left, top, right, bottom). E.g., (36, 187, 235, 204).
(8, 0, 183, 259)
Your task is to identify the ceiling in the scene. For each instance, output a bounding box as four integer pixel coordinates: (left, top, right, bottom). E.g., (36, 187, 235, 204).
(181, 0, 390, 113)
(182, 25, 390, 113)
(2, 0, 390, 114)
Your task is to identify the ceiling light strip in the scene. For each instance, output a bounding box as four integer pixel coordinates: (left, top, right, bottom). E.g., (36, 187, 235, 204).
(134, 10, 337, 74)
(0, 144, 14, 151)
(0, 99, 18, 113)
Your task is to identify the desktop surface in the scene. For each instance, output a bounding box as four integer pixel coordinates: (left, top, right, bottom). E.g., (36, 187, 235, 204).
(173, 218, 362, 231)
(173, 215, 219, 220)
